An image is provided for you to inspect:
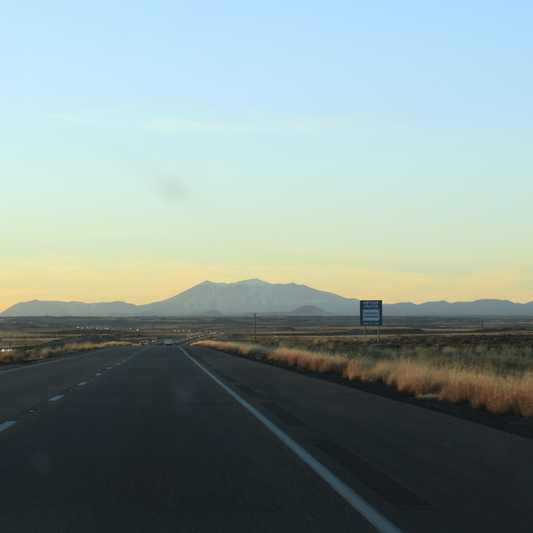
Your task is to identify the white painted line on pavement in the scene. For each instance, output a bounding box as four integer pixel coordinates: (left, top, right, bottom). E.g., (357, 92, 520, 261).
(95, 373, 102, 376)
(77, 382, 88, 386)
(0, 421, 17, 433)
(48, 395, 64, 402)
(107, 367, 112, 369)
(116, 363, 120, 365)
(0, 347, 127, 375)
(179, 346, 403, 533)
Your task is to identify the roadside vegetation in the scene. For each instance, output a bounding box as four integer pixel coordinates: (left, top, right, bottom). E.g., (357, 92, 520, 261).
(193, 340, 533, 418)
(0, 341, 131, 365)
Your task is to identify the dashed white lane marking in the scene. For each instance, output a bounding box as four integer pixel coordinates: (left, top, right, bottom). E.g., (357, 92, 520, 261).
(107, 367, 112, 369)
(115, 363, 120, 365)
(77, 382, 88, 386)
(48, 395, 64, 402)
(95, 373, 102, 376)
(0, 347, 125, 375)
(180, 346, 403, 533)
(0, 421, 17, 433)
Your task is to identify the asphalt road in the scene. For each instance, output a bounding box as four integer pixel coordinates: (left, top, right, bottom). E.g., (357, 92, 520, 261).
(0, 345, 532, 532)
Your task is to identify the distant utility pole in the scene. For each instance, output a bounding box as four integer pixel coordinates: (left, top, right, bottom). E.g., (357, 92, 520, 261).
(481, 319, 484, 336)
(253, 313, 257, 343)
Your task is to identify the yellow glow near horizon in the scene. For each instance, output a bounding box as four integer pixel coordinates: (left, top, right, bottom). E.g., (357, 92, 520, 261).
(2, 3, 533, 315)
(1, 259, 531, 313)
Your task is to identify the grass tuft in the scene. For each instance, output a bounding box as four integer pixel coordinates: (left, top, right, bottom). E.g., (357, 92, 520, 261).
(193, 340, 533, 418)
(0, 341, 130, 365)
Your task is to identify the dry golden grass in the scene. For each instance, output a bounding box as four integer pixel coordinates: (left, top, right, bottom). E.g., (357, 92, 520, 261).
(0, 350, 26, 364)
(0, 341, 130, 364)
(193, 340, 533, 418)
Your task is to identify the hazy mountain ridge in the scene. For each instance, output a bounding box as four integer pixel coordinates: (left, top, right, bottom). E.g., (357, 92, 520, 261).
(1, 299, 141, 317)
(384, 299, 533, 316)
(140, 279, 359, 315)
(2, 280, 533, 316)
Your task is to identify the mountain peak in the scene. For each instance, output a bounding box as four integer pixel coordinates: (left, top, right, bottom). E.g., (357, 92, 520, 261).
(3, 279, 532, 317)
(198, 279, 269, 286)
(232, 278, 270, 287)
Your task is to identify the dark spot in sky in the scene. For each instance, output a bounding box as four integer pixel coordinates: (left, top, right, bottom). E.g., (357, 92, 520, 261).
(152, 176, 184, 202)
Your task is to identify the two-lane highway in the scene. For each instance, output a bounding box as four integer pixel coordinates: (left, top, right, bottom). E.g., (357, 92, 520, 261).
(1, 344, 532, 532)
(0, 346, 375, 533)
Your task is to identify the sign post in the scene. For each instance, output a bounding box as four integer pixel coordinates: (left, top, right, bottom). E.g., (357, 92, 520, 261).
(360, 300, 383, 343)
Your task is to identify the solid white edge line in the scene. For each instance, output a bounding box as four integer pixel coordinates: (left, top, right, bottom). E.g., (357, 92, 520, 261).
(0, 421, 17, 432)
(48, 395, 64, 401)
(179, 346, 403, 533)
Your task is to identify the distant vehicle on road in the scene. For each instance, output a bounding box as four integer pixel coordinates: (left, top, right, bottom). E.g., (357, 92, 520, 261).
(164, 339, 173, 346)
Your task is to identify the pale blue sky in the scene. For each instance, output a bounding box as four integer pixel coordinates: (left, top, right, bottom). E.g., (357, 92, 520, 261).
(2, 1, 532, 309)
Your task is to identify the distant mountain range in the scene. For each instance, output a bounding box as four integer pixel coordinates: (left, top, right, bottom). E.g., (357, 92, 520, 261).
(2, 279, 533, 317)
